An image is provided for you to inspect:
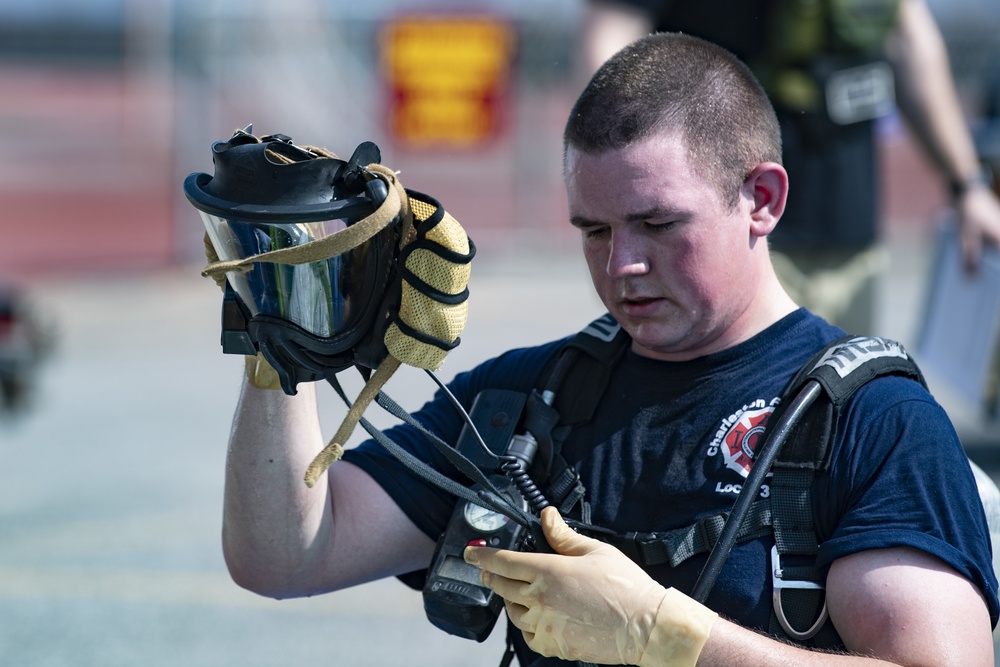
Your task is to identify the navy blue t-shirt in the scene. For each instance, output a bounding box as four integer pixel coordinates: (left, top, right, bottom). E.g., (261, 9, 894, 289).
(343, 309, 999, 665)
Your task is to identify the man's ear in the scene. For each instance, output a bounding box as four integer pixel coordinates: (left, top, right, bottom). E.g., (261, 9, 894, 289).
(744, 163, 788, 237)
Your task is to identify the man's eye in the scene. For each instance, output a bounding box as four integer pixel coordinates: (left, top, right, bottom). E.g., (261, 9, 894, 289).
(583, 227, 609, 239)
(645, 220, 677, 232)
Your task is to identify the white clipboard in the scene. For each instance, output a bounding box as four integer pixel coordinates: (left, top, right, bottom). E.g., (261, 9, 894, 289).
(917, 221, 1000, 417)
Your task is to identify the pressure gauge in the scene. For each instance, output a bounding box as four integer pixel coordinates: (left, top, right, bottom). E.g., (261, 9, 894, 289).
(463, 501, 511, 532)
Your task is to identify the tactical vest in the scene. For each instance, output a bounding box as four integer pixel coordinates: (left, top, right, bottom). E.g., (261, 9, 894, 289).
(756, 0, 900, 121)
(519, 313, 927, 648)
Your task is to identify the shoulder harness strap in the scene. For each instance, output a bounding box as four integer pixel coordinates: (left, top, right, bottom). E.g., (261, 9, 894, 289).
(522, 313, 629, 516)
(767, 335, 925, 645)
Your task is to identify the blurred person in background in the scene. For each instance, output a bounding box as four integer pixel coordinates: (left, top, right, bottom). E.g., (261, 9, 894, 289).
(977, 58, 1000, 197)
(582, 0, 1000, 334)
(0, 288, 52, 415)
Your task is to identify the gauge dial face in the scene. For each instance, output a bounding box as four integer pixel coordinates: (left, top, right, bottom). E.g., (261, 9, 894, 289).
(463, 501, 511, 532)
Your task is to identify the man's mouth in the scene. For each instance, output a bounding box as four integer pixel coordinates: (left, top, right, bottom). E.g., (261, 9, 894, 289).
(619, 296, 663, 315)
(622, 296, 658, 305)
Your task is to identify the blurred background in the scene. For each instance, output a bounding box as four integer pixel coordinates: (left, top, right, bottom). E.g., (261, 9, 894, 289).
(0, 0, 999, 665)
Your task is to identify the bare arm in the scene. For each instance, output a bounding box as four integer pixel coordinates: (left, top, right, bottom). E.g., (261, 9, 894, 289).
(580, 0, 654, 79)
(221, 374, 435, 599)
(886, 0, 1000, 268)
(699, 547, 993, 667)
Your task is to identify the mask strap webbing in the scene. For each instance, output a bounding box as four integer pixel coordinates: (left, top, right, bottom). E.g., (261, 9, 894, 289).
(303, 354, 402, 488)
(367, 163, 414, 247)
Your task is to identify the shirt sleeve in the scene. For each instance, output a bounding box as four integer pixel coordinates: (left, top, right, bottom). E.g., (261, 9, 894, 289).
(814, 376, 1000, 626)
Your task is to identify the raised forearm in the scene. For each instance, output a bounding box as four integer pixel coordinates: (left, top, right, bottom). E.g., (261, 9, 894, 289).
(581, 0, 655, 77)
(887, 0, 981, 189)
(886, 0, 1000, 266)
(221, 373, 333, 598)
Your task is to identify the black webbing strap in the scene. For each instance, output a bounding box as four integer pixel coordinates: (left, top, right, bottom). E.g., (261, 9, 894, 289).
(765, 335, 926, 645)
(529, 314, 630, 514)
(773, 335, 927, 474)
(578, 500, 774, 568)
(548, 313, 630, 426)
(771, 469, 821, 554)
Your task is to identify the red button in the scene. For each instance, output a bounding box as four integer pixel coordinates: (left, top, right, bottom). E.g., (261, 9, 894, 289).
(466, 538, 487, 548)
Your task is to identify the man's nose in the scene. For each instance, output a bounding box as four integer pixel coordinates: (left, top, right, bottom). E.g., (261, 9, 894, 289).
(607, 230, 649, 277)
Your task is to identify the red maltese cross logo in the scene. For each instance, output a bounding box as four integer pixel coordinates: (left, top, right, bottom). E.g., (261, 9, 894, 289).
(722, 406, 773, 477)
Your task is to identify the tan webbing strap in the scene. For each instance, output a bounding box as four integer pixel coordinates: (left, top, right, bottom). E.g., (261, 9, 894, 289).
(200, 167, 403, 280)
(303, 354, 402, 487)
(299, 187, 473, 487)
(369, 162, 416, 252)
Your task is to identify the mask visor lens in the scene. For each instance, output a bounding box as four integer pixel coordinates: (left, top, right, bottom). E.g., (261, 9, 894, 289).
(201, 213, 377, 338)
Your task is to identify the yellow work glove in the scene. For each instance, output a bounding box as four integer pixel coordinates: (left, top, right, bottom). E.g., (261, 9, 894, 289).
(465, 507, 717, 667)
(243, 351, 282, 391)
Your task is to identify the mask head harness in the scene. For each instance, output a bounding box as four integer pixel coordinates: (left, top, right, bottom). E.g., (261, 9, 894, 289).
(185, 126, 475, 485)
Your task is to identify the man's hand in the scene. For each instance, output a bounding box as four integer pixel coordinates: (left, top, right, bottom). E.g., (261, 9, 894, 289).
(887, 0, 1000, 273)
(464, 506, 717, 666)
(956, 185, 1000, 272)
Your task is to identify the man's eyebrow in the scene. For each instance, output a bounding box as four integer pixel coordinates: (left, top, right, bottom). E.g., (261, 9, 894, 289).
(624, 206, 685, 222)
(570, 207, 684, 228)
(569, 215, 601, 229)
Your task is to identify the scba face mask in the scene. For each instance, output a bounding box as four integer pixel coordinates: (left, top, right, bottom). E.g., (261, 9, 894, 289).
(184, 127, 475, 484)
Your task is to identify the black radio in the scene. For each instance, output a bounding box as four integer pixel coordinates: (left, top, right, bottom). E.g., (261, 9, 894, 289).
(423, 389, 542, 642)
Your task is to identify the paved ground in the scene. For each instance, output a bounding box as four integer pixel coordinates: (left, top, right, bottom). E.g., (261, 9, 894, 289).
(0, 242, 998, 666)
(0, 251, 602, 667)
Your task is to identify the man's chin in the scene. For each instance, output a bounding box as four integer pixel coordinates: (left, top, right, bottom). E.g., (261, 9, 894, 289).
(624, 323, 679, 355)
(622, 317, 714, 361)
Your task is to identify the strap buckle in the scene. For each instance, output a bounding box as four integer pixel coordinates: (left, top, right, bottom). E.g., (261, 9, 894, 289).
(771, 545, 829, 641)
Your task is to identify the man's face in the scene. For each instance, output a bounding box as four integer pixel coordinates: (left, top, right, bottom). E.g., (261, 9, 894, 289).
(565, 131, 759, 361)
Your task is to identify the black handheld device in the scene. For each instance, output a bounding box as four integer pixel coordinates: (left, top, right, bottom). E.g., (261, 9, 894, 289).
(423, 389, 539, 642)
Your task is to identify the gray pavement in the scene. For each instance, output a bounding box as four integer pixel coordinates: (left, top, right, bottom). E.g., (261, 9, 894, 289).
(0, 251, 603, 667)
(0, 242, 998, 666)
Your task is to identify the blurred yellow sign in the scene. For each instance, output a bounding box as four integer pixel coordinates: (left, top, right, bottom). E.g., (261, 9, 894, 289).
(381, 16, 515, 148)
